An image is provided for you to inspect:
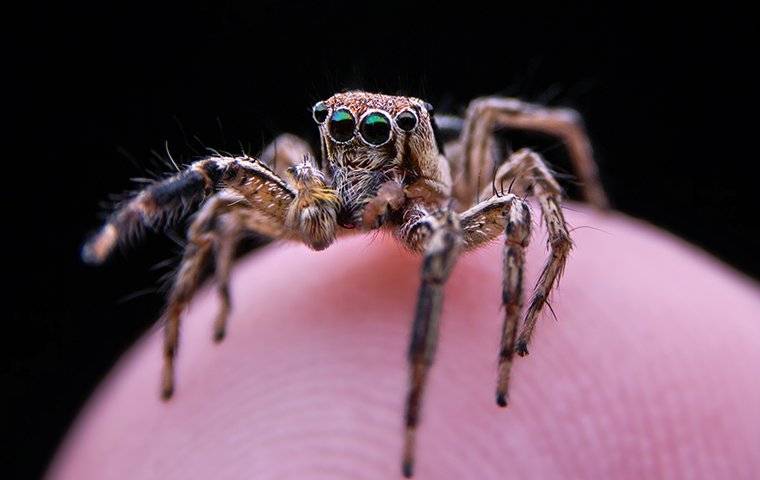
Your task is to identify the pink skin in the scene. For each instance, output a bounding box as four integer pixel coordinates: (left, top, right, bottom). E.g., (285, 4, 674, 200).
(49, 204, 760, 479)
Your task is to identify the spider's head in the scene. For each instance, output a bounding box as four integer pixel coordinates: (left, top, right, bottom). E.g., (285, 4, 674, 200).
(312, 91, 440, 228)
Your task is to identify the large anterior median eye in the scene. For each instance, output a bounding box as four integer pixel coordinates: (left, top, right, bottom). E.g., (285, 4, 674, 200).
(328, 109, 356, 143)
(359, 111, 392, 146)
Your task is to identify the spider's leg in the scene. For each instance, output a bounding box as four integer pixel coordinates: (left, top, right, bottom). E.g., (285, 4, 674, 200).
(82, 155, 295, 264)
(459, 194, 532, 406)
(477, 147, 563, 201)
(209, 210, 243, 343)
(398, 206, 463, 478)
(259, 133, 315, 177)
(161, 159, 339, 399)
(457, 96, 608, 208)
(160, 191, 284, 398)
(210, 204, 292, 341)
(482, 149, 573, 356)
(161, 202, 219, 400)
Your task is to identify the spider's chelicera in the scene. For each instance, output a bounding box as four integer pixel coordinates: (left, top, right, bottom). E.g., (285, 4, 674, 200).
(83, 91, 607, 477)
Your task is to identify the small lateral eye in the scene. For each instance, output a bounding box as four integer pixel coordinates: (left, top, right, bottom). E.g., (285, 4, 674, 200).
(359, 111, 392, 146)
(424, 102, 434, 113)
(328, 109, 356, 142)
(395, 110, 418, 132)
(312, 101, 329, 124)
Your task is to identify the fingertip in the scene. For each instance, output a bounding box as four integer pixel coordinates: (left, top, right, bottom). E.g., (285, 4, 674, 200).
(52, 207, 760, 480)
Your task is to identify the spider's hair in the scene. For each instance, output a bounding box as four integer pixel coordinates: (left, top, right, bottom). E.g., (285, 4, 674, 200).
(82, 155, 290, 264)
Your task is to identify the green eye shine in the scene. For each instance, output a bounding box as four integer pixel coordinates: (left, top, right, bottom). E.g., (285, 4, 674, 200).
(328, 109, 356, 142)
(359, 111, 392, 146)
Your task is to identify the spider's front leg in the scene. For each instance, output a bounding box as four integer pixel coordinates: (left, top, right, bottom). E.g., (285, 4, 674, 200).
(159, 159, 339, 399)
(160, 192, 252, 397)
(459, 194, 532, 407)
(84, 152, 339, 398)
(461, 146, 573, 405)
(480, 149, 573, 356)
(82, 155, 297, 264)
(397, 205, 463, 478)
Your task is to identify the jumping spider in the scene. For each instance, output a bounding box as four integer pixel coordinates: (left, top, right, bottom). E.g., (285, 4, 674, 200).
(83, 91, 607, 477)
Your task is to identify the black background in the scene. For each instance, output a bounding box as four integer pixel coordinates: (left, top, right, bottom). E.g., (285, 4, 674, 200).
(6, 2, 757, 478)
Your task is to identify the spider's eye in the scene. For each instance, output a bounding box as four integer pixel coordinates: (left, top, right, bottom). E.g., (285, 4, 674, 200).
(312, 101, 329, 124)
(328, 109, 356, 142)
(359, 111, 392, 146)
(395, 110, 418, 132)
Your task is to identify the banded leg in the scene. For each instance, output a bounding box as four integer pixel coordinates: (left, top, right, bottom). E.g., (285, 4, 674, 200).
(161, 208, 221, 399)
(399, 207, 463, 477)
(460, 195, 532, 406)
(458, 96, 608, 208)
(516, 191, 571, 356)
(207, 205, 293, 342)
(207, 205, 265, 343)
(160, 193, 254, 398)
(481, 149, 573, 356)
(210, 132, 313, 337)
(82, 155, 296, 264)
(210, 212, 243, 343)
(161, 159, 338, 399)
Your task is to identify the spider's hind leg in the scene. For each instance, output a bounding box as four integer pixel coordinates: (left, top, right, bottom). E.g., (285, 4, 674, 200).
(457, 96, 608, 208)
(460, 194, 532, 407)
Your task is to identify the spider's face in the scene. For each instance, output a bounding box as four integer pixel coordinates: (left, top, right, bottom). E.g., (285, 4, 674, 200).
(312, 91, 438, 228)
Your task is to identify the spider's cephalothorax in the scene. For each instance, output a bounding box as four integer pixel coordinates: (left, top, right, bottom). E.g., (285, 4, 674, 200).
(83, 90, 607, 477)
(314, 92, 451, 230)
